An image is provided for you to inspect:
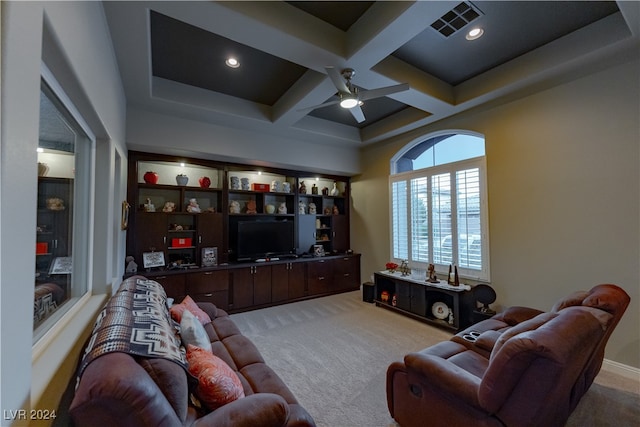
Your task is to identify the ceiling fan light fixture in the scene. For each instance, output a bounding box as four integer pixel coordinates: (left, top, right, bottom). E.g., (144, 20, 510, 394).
(340, 96, 359, 109)
(466, 27, 484, 40)
(225, 57, 240, 68)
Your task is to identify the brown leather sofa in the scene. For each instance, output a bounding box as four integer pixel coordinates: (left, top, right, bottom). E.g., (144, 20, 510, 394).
(70, 275, 315, 427)
(386, 284, 630, 427)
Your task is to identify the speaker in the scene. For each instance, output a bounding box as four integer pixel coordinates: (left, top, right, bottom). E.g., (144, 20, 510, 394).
(362, 282, 375, 303)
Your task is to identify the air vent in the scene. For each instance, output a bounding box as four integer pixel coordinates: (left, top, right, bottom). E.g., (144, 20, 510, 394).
(431, 2, 483, 38)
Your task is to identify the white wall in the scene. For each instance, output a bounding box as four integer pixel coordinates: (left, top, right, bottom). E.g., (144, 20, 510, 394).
(1, 0, 127, 419)
(354, 58, 640, 368)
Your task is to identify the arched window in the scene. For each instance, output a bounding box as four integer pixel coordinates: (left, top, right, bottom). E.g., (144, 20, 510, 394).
(389, 131, 490, 281)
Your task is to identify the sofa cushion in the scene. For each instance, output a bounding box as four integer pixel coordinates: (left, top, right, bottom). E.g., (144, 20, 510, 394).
(180, 309, 212, 352)
(187, 345, 245, 410)
(171, 295, 212, 325)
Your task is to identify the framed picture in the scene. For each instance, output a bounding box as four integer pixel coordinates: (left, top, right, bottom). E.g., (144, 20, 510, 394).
(202, 247, 218, 267)
(313, 244, 325, 257)
(49, 256, 72, 274)
(143, 251, 165, 269)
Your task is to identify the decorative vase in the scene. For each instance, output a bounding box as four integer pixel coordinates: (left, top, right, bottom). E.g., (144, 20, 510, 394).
(144, 171, 159, 184)
(199, 176, 211, 188)
(176, 175, 189, 186)
(265, 204, 276, 214)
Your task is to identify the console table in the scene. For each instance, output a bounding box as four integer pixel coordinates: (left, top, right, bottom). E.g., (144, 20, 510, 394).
(373, 271, 475, 332)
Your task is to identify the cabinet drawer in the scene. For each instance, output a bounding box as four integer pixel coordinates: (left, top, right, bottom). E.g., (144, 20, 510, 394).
(190, 291, 229, 310)
(187, 270, 229, 293)
(152, 274, 186, 299)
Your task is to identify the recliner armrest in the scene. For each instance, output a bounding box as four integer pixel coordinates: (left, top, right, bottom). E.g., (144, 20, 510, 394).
(193, 393, 289, 427)
(404, 353, 482, 409)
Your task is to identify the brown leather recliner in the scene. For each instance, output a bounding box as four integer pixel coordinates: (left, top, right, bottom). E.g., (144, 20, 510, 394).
(386, 284, 630, 427)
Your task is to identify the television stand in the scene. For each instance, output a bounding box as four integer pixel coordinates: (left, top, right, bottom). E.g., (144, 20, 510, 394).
(373, 271, 475, 332)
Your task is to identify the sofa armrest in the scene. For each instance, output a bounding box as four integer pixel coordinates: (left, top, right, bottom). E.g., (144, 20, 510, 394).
(192, 393, 289, 427)
(196, 302, 218, 320)
(497, 306, 545, 325)
(404, 352, 482, 409)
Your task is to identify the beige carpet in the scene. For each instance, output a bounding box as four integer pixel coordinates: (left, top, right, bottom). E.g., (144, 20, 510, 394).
(230, 290, 640, 427)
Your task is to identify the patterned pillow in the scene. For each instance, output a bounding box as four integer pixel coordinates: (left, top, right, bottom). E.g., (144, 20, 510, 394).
(186, 345, 245, 410)
(180, 309, 212, 352)
(170, 295, 212, 325)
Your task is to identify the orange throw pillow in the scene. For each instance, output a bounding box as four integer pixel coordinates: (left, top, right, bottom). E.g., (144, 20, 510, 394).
(186, 345, 245, 410)
(170, 295, 212, 325)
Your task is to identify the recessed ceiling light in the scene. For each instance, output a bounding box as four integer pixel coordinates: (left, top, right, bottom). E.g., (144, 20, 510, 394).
(225, 57, 240, 68)
(466, 27, 484, 40)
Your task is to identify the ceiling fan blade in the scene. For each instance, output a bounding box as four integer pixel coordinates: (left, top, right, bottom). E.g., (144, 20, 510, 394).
(297, 99, 341, 113)
(359, 83, 409, 101)
(325, 66, 351, 95)
(349, 105, 365, 123)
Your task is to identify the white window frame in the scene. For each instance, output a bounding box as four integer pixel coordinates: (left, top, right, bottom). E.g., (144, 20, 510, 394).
(34, 64, 96, 343)
(389, 134, 490, 282)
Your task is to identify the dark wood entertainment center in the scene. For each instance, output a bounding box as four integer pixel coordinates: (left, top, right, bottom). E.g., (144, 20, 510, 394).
(125, 151, 360, 312)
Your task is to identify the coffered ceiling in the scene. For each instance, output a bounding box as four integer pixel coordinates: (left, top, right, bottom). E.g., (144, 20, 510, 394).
(103, 1, 639, 147)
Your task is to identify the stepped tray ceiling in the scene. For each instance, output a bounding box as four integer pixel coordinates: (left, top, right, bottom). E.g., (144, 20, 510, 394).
(103, 1, 637, 146)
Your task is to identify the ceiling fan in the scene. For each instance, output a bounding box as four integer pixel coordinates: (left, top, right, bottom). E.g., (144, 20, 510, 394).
(300, 67, 409, 123)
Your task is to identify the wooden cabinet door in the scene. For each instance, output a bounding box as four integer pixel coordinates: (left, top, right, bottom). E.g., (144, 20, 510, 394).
(288, 262, 306, 299)
(271, 263, 289, 302)
(197, 213, 224, 262)
(135, 212, 167, 262)
(331, 215, 349, 253)
(253, 265, 272, 306)
(231, 267, 254, 309)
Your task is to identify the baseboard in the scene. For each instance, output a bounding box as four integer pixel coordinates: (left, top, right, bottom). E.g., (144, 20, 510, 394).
(602, 358, 640, 380)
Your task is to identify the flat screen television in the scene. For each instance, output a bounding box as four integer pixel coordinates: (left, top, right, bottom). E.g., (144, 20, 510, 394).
(236, 220, 295, 261)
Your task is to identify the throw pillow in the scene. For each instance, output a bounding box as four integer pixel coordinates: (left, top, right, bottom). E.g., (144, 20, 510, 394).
(186, 345, 245, 410)
(170, 295, 212, 325)
(181, 309, 212, 352)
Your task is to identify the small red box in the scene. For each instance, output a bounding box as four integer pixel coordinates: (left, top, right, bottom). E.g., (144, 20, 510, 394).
(252, 183, 270, 192)
(36, 242, 48, 254)
(171, 238, 192, 248)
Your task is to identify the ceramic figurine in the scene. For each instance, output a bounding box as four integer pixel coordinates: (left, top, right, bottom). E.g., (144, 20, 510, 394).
(241, 177, 250, 191)
(427, 263, 438, 283)
(332, 205, 339, 215)
(282, 182, 291, 193)
(330, 182, 340, 196)
(299, 200, 306, 214)
(229, 200, 240, 214)
(309, 202, 316, 214)
(278, 202, 287, 214)
(271, 180, 281, 192)
(186, 198, 201, 213)
(144, 198, 155, 212)
(246, 200, 257, 214)
(299, 181, 307, 194)
(162, 201, 175, 212)
(230, 176, 240, 190)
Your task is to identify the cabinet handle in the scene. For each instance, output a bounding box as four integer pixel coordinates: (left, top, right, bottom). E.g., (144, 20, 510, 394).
(163, 236, 166, 245)
(156, 276, 167, 280)
(204, 271, 214, 275)
(343, 273, 350, 277)
(199, 236, 202, 244)
(204, 293, 213, 297)
(318, 276, 325, 280)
